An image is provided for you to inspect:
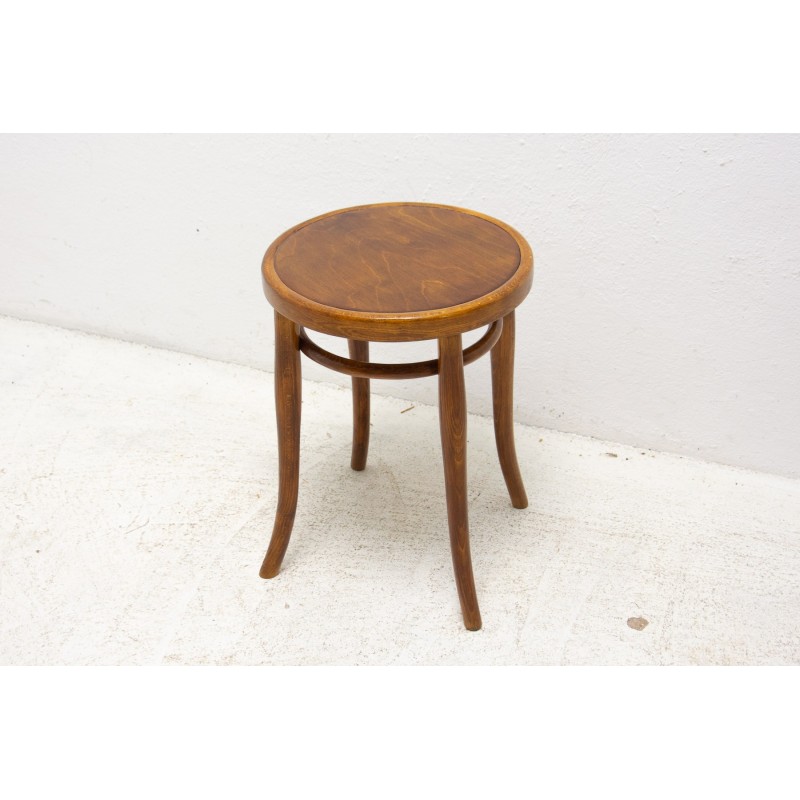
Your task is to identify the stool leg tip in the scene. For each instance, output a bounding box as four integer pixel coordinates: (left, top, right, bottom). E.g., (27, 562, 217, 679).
(259, 562, 280, 579)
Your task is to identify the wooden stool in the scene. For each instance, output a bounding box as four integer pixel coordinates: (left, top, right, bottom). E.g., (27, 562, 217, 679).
(259, 202, 533, 630)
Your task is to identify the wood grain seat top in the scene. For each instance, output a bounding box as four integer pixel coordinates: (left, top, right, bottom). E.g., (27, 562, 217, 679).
(260, 201, 534, 630)
(262, 202, 533, 341)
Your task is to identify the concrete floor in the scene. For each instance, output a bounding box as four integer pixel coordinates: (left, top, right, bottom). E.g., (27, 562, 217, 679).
(2, 315, 799, 665)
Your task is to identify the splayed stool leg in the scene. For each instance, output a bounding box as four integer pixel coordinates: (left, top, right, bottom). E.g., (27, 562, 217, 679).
(438, 334, 482, 631)
(260, 311, 302, 579)
(348, 339, 370, 471)
(491, 310, 528, 509)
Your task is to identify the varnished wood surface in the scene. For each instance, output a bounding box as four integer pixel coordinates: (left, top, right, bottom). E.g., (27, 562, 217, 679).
(260, 203, 533, 631)
(276, 204, 519, 312)
(348, 339, 370, 471)
(438, 335, 482, 631)
(262, 202, 533, 342)
(491, 311, 528, 509)
(260, 312, 302, 579)
(297, 319, 502, 380)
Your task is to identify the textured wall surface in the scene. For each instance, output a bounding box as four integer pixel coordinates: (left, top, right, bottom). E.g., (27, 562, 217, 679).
(1, 134, 799, 476)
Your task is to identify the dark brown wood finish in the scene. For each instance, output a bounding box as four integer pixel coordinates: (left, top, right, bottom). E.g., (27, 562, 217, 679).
(259, 312, 302, 579)
(348, 339, 370, 471)
(262, 202, 533, 342)
(438, 335, 481, 631)
(491, 311, 528, 509)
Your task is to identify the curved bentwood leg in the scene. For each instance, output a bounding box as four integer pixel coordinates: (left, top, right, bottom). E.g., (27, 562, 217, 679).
(490, 310, 528, 509)
(347, 339, 370, 471)
(260, 312, 302, 579)
(438, 335, 482, 631)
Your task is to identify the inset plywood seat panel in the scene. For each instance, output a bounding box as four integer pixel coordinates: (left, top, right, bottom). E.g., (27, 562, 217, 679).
(262, 202, 532, 341)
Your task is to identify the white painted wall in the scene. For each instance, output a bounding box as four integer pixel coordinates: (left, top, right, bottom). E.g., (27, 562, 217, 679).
(1, 134, 799, 477)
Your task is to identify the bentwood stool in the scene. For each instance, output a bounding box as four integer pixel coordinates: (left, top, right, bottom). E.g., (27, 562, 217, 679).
(259, 202, 533, 630)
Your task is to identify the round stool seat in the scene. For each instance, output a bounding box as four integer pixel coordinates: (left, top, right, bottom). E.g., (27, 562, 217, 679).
(258, 201, 534, 632)
(262, 202, 533, 341)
